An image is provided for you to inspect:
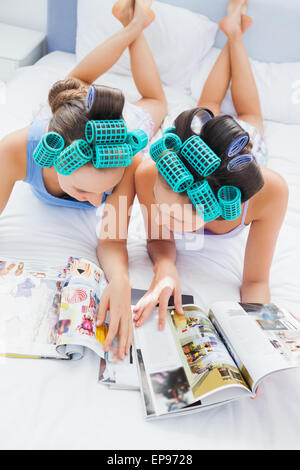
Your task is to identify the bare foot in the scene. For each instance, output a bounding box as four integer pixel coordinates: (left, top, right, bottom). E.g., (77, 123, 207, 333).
(112, 0, 135, 27)
(241, 1, 253, 33)
(133, 0, 155, 30)
(242, 14, 253, 33)
(219, 0, 246, 37)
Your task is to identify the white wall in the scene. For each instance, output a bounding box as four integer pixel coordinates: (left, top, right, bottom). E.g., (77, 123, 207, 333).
(0, 0, 47, 32)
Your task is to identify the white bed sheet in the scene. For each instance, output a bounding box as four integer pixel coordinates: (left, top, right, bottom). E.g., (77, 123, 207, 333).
(0, 52, 299, 450)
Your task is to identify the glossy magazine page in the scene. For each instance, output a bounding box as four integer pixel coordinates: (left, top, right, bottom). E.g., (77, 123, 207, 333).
(55, 257, 108, 359)
(0, 259, 66, 359)
(209, 301, 300, 391)
(135, 305, 251, 419)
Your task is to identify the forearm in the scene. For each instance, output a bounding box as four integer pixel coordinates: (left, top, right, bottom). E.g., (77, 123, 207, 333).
(147, 239, 177, 272)
(97, 240, 129, 283)
(240, 281, 271, 304)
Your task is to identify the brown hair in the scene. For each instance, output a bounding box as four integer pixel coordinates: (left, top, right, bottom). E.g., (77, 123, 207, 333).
(48, 78, 125, 146)
(173, 107, 264, 203)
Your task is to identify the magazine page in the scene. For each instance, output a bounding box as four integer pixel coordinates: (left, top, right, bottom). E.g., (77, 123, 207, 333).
(55, 257, 109, 359)
(209, 301, 300, 391)
(97, 290, 195, 390)
(134, 305, 251, 418)
(98, 350, 139, 390)
(0, 259, 67, 359)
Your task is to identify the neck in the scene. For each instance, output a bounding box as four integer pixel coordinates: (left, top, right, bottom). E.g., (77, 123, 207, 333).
(42, 167, 65, 197)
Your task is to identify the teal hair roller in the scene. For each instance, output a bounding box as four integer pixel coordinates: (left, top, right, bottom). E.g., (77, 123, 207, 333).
(181, 136, 221, 177)
(126, 129, 149, 156)
(54, 140, 93, 175)
(85, 120, 127, 145)
(156, 151, 194, 193)
(187, 180, 222, 222)
(33, 132, 65, 168)
(163, 126, 177, 135)
(218, 186, 242, 221)
(93, 144, 133, 168)
(150, 133, 182, 162)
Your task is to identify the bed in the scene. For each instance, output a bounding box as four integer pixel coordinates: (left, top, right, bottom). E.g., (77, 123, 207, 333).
(0, 0, 299, 450)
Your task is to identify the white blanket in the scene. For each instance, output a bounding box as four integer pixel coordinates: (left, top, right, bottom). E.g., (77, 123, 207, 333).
(0, 52, 299, 450)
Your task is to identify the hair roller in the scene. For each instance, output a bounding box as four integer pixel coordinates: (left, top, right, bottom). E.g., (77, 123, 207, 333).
(86, 85, 96, 113)
(85, 120, 127, 145)
(181, 136, 221, 177)
(190, 108, 213, 134)
(227, 154, 254, 172)
(54, 140, 93, 175)
(218, 186, 242, 221)
(163, 126, 177, 135)
(150, 134, 182, 162)
(33, 132, 65, 167)
(157, 151, 194, 193)
(93, 144, 133, 168)
(227, 133, 249, 157)
(187, 180, 222, 222)
(126, 129, 149, 156)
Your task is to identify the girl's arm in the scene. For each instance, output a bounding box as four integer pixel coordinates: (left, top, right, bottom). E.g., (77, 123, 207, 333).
(96, 155, 142, 360)
(0, 129, 27, 213)
(133, 159, 184, 331)
(241, 169, 289, 303)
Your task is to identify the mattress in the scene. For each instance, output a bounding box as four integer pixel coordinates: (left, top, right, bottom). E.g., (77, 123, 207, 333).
(0, 52, 299, 450)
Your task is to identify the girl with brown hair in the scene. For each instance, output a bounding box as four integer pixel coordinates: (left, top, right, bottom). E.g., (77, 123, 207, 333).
(134, 0, 288, 330)
(0, 0, 166, 358)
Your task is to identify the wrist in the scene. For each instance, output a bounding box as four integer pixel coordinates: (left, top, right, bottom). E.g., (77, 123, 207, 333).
(241, 280, 270, 303)
(110, 272, 131, 285)
(153, 257, 176, 275)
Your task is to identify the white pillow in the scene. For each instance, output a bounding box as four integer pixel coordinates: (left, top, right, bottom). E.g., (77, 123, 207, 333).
(191, 47, 300, 125)
(76, 0, 217, 88)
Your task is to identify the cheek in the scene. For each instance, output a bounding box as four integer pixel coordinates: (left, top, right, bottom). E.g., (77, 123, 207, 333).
(180, 208, 205, 232)
(186, 214, 204, 232)
(57, 175, 70, 192)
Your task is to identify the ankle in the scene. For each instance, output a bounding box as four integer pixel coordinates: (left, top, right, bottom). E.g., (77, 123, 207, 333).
(227, 29, 243, 41)
(126, 17, 143, 35)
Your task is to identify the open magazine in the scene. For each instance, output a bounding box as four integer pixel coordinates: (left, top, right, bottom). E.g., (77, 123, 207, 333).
(134, 301, 300, 419)
(0, 256, 134, 386)
(98, 289, 194, 390)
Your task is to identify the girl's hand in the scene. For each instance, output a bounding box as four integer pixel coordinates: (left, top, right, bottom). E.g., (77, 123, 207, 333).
(133, 260, 184, 331)
(96, 275, 132, 360)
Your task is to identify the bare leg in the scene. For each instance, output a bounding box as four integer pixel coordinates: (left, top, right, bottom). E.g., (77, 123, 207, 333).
(220, 0, 263, 133)
(68, 0, 154, 85)
(129, 34, 167, 134)
(197, 42, 231, 116)
(198, 0, 248, 115)
(116, 0, 167, 133)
